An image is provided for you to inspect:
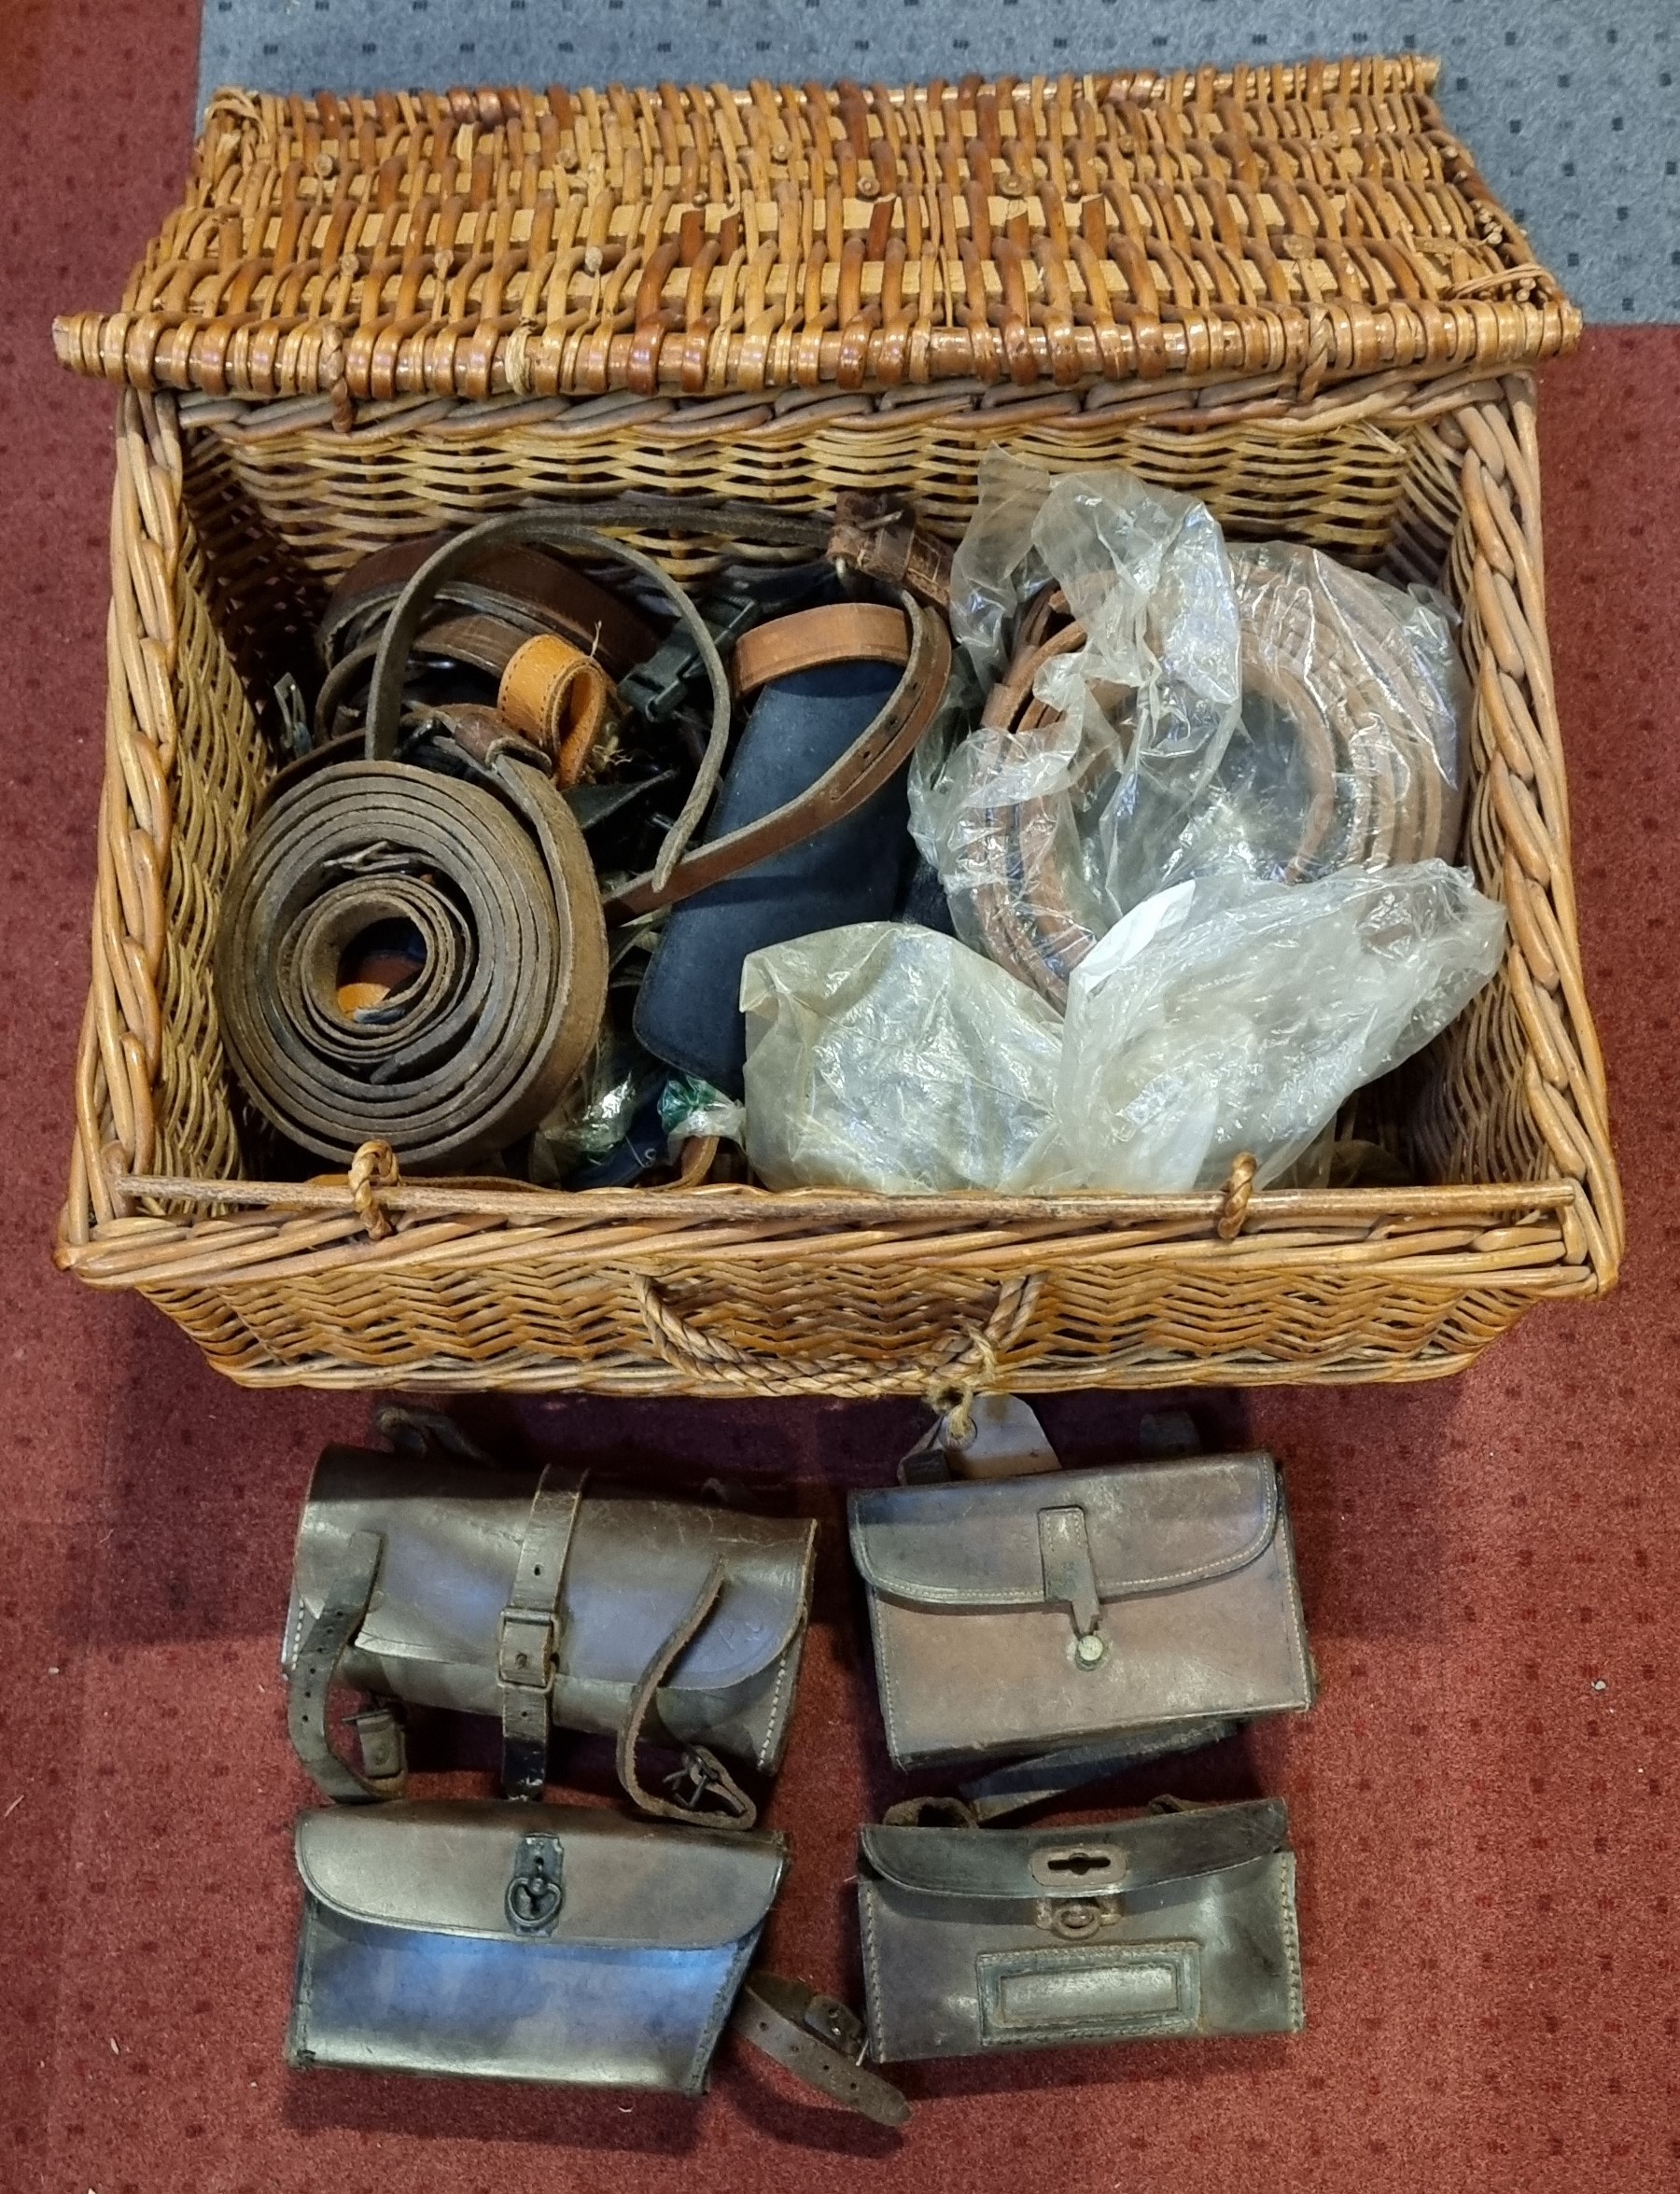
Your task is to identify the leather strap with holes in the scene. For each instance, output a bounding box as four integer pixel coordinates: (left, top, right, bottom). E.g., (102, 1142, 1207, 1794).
(732, 1975, 911, 2127)
(287, 1529, 409, 1804)
(497, 1465, 584, 1801)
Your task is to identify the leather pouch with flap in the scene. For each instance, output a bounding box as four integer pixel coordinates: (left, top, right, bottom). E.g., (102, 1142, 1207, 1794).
(858, 1799, 1302, 2061)
(848, 1454, 1313, 1771)
(285, 1440, 817, 1821)
(288, 1800, 785, 2089)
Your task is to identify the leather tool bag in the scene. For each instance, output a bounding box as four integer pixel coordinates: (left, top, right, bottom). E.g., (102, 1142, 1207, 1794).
(857, 1798, 1303, 2061)
(287, 1799, 785, 2089)
(848, 1452, 1313, 1783)
(287, 1799, 912, 2120)
(285, 1436, 818, 1825)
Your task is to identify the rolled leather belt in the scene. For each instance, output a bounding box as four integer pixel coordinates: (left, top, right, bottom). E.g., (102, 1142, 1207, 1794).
(215, 747, 609, 1171)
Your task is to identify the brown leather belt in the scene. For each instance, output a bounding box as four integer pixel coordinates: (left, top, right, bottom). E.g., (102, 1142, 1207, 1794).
(214, 748, 609, 1172)
(731, 601, 910, 697)
(319, 534, 658, 678)
(731, 1975, 910, 2128)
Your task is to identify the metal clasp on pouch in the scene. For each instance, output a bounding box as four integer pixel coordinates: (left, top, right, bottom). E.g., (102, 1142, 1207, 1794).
(1029, 1843, 1129, 1941)
(505, 1832, 565, 1935)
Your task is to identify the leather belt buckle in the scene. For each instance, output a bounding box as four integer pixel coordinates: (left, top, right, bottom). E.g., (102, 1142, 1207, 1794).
(804, 1991, 869, 2064)
(497, 1608, 558, 1689)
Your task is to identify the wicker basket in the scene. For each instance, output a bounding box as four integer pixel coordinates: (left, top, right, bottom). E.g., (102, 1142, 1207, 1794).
(50, 59, 1620, 1395)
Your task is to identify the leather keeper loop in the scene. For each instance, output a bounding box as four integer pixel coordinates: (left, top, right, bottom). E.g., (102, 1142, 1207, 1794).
(498, 634, 613, 787)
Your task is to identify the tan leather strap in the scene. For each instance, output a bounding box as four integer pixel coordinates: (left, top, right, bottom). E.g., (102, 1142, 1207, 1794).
(732, 1975, 911, 2128)
(497, 635, 613, 786)
(602, 591, 951, 923)
(731, 602, 910, 698)
(614, 1559, 756, 1830)
(287, 1530, 409, 1805)
(497, 1465, 585, 1801)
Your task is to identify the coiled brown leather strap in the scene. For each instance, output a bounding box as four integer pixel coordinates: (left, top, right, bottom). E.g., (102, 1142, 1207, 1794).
(214, 748, 609, 1171)
(966, 558, 1460, 1007)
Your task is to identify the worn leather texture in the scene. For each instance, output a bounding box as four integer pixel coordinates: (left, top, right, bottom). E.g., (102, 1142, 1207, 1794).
(634, 650, 912, 1096)
(285, 1445, 817, 1778)
(287, 1800, 785, 2089)
(858, 1800, 1302, 2061)
(849, 1455, 1314, 1768)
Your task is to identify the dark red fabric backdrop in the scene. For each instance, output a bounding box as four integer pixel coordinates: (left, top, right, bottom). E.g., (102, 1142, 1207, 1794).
(3, 10, 1677, 2189)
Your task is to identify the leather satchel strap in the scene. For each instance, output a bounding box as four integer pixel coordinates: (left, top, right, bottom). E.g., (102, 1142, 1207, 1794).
(731, 601, 910, 698)
(287, 1529, 409, 1805)
(614, 1559, 757, 1830)
(732, 1974, 911, 2128)
(498, 1465, 584, 1801)
(954, 1719, 1241, 1824)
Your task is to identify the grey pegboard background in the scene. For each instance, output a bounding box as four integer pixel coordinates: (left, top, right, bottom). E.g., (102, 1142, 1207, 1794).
(199, 1, 1678, 321)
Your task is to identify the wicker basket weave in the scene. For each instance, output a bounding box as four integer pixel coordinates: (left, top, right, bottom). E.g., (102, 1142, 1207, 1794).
(50, 59, 1619, 1395)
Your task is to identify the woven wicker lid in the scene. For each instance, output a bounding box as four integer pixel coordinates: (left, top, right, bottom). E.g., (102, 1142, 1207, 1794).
(53, 54, 1576, 411)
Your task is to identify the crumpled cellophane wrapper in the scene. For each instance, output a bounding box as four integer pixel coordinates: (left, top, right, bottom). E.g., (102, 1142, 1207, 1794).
(1055, 860, 1507, 1194)
(1094, 542, 1469, 905)
(739, 922, 1065, 1194)
(911, 456, 1475, 1002)
(909, 451, 1244, 985)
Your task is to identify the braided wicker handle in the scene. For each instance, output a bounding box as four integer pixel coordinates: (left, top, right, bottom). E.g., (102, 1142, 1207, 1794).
(629, 1270, 1042, 1402)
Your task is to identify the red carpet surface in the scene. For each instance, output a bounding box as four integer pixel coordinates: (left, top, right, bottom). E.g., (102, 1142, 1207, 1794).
(3, 12, 1678, 2191)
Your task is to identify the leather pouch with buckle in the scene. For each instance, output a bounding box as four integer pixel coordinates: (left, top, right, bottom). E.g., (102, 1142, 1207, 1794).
(848, 1450, 1314, 1778)
(284, 1432, 818, 1825)
(857, 1799, 1302, 2061)
(287, 1799, 786, 2089)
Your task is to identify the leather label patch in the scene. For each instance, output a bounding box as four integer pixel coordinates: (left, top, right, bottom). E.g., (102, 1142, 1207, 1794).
(975, 1941, 1202, 2043)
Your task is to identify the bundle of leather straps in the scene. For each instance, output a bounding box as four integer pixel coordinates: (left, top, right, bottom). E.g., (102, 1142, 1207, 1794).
(214, 495, 954, 1173)
(963, 546, 1464, 1010)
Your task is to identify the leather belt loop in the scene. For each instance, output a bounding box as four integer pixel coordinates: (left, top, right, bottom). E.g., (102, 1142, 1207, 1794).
(615, 1559, 757, 1829)
(1038, 1504, 1105, 1658)
(732, 1974, 911, 2128)
(498, 1464, 584, 1801)
(497, 633, 613, 787)
(287, 1528, 409, 1805)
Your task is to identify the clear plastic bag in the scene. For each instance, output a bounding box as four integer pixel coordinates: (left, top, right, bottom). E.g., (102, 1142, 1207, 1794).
(1055, 860, 1506, 1194)
(739, 922, 1064, 1194)
(910, 451, 1243, 1001)
(913, 458, 1474, 1008)
(1089, 544, 1469, 907)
